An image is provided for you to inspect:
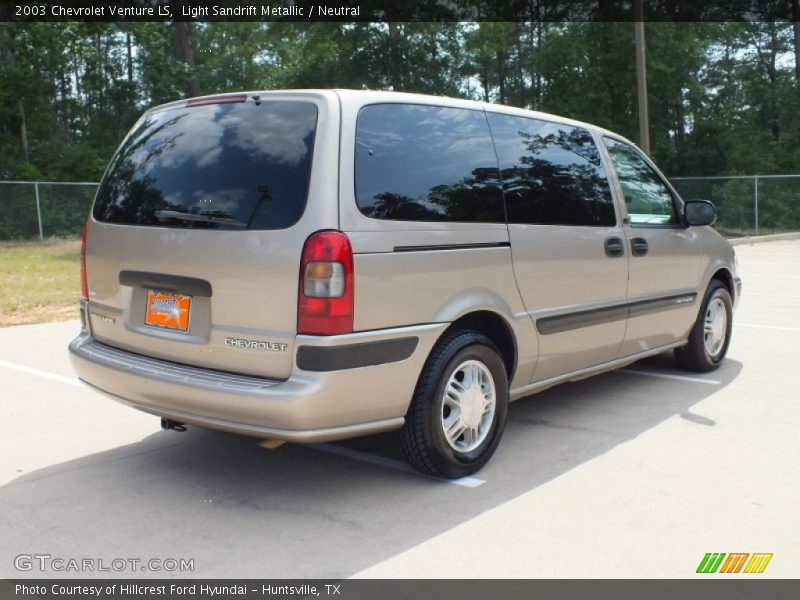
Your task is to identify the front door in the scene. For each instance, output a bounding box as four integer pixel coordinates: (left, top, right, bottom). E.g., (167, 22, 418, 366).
(602, 136, 703, 355)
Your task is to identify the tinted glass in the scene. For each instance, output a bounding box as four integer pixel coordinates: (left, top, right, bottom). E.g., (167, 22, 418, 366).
(93, 100, 317, 230)
(488, 113, 615, 226)
(603, 137, 678, 225)
(355, 104, 504, 223)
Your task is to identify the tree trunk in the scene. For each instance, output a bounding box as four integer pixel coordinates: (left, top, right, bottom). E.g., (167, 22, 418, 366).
(74, 57, 82, 100)
(93, 33, 103, 111)
(534, 21, 544, 109)
(58, 69, 69, 136)
(1, 26, 30, 163)
(769, 26, 780, 140)
(387, 22, 403, 91)
(175, 21, 200, 97)
(749, 23, 781, 140)
(527, 14, 538, 108)
(496, 51, 507, 104)
(126, 30, 134, 82)
(794, 0, 800, 81)
(17, 99, 30, 163)
(515, 26, 526, 108)
(675, 98, 685, 146)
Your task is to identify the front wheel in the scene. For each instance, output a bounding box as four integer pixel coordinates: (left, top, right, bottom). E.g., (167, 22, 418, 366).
(674, 280, 733, 372)
(399, 329, 509, 479)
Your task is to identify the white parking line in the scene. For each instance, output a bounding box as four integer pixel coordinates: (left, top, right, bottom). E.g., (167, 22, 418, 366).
(311, 443, 486, 488)
(736, 323, 800, 333)
(618, 369, 720, 385)
(742, 261, 800, 266)
(744, 293, 800, 299)
(739, 251, 800, 256)
(740, 275, 800, 280)
(0, 359, 83, 387)
(0, 357, 486, 486)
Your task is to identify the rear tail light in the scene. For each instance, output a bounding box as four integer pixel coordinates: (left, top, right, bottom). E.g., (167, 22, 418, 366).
(80, 223, 89, 300)
(297, 231, 354, 335)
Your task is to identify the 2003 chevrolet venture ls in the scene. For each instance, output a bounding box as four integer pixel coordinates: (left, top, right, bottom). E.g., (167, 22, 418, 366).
(70, 90, 741, 478)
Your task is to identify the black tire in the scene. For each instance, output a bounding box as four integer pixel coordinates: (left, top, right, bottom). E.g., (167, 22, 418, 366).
(674, 280, 733, 372)
(399, 329, 509, 479)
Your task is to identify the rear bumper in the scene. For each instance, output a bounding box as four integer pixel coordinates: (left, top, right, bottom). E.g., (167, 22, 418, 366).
(69, 322, 447, 442)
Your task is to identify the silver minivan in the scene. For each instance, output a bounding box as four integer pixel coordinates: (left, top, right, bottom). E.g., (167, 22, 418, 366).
(69, 90, 741, 478)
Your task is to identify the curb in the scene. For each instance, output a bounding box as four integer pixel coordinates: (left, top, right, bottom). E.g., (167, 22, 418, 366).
(729, 232, 800, 246)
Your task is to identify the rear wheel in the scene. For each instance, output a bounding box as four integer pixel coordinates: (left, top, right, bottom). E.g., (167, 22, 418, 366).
(674, 280, 733, 372)
(399, 329, 509, 479)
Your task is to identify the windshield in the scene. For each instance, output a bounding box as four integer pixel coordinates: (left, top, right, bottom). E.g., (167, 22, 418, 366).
(93, 99, 318, 230)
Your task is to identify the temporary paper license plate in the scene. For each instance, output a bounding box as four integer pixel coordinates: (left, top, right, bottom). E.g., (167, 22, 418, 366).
(145, 290, 191, 332)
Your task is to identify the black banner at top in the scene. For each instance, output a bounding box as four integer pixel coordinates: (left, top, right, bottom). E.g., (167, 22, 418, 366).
(1, 0, 797, 22)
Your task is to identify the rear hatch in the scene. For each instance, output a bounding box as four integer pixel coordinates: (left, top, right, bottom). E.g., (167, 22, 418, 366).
(85, 95, 321, 380)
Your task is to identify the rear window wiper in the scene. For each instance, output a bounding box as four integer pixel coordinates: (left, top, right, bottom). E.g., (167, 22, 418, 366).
(154, 210, 248, 229)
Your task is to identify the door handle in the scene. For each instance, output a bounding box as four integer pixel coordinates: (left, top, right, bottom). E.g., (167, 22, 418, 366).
(604, 236, 625, 258)
(631, 237, 649, 257)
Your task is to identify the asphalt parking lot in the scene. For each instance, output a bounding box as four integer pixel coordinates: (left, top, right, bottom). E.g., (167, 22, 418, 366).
(0, 240, 798, 579)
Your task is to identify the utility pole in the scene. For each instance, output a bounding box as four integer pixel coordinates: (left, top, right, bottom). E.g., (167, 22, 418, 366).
(634, 0, 650, 155)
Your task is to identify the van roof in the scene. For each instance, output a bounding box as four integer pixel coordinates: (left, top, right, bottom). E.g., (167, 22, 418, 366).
(145, 89, 632, 146)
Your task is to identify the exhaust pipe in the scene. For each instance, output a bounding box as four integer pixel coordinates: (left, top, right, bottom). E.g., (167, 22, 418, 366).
(160, 418, 187, 432)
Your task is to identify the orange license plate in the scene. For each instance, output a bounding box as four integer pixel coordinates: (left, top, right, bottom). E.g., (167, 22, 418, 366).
(145, 290, 191, 332)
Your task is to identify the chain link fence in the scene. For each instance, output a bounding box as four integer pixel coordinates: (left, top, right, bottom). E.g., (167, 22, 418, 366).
(1, 176, 800, 240)
(670, 175, 800, 237)
(0, 181, 99, 240)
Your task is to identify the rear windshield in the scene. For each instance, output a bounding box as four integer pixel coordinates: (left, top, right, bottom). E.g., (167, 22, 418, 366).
(93, 100, 317, 230)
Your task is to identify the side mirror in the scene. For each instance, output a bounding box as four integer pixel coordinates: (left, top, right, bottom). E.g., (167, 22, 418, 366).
(684, 200, 717, 227)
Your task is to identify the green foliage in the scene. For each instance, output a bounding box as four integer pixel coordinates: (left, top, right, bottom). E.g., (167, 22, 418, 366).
(0, 20, 799, 238)
(712, 177, 800, 234)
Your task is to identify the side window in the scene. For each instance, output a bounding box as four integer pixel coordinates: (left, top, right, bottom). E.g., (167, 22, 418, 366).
(603, 137, 678, 225)
(355, 104, 504, 223)
(487, 113, 615, 227)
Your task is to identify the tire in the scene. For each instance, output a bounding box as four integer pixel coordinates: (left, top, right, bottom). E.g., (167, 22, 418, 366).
(399, 329, 509, 479)
(674, 280, 733, 373)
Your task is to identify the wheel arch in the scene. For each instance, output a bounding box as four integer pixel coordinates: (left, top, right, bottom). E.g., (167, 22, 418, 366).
(440, 310, 518, 381)
(710, 266, 736, 303)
